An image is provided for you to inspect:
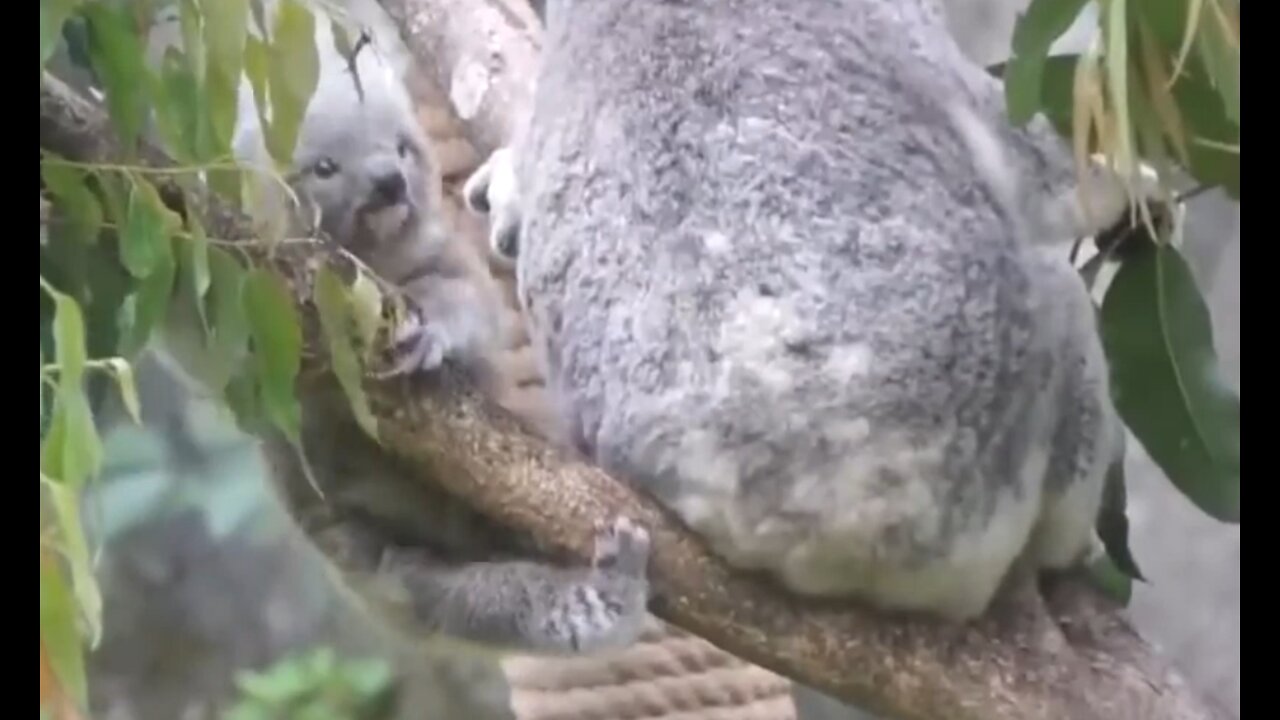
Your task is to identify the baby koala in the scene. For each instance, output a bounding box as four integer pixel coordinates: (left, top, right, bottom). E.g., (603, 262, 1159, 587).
(230, 36, 651, 656)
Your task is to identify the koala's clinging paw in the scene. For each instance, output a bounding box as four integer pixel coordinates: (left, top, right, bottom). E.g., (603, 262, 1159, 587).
(375, 308, 450, 379)
(592, 515, 651, 578)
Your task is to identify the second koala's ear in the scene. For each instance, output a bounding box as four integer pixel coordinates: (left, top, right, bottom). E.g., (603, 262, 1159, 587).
(463, 160, 493, 215)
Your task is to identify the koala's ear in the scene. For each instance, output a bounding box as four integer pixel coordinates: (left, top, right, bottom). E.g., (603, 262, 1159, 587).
(464, 160, 493, 215)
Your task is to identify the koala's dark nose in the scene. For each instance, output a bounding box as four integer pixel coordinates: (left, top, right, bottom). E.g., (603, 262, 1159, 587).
(371, 171, 407, 205)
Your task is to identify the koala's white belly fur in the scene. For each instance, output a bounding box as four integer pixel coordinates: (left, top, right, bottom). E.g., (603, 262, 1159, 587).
(653, 388, 1054, 622)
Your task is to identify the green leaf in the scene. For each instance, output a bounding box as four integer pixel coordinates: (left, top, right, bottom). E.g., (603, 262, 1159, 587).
(40, 552, 87, 709)
(349, 272, 385, 360)
(203, 0, 250, 153)
(82, 1, 149, 154)
(1193, 6, 1239, 126)
(223, 366, 267, 435)
(1086, 554, 1133, 605)
(315, 267, 379, 440)
(204, 247, 251, 390)
(1100, 240, 1240, 523)
(243, 268, 302, 440)
(119, 179, 170, 278)
(41, 161, 103, 247)
(119, 234, 177, 357)
(151, 47, 203, 163)
(1003, 0, 1090, 124)
(1095, 435, 1145, 581)
(180, 202, 212, 332)
(40, 0, 80, 69)
(264, 0, 320, 166)
(41, 284, 102, 488)
(46, 481, 104, 647)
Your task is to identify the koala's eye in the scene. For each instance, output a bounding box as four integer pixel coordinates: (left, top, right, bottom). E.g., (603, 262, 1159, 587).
(397, 138, 414, 158)
(313, 158, 340, 178)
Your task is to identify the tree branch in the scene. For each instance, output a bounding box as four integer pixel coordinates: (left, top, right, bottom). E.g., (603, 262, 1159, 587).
(40, 57, 1226, 720)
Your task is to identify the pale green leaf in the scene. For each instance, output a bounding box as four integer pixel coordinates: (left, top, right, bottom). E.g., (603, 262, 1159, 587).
(204, 0, 250, 152)
(349, 271, 385, 359)
(315, 267, 379, 440)
(47, 482, 104, 647)
(42, 284, 102, 488)
(41, 551, 87, 709)
(243, 268, 302, 440)
(120, 179, 167, 278)
(264, 0, 320, 166)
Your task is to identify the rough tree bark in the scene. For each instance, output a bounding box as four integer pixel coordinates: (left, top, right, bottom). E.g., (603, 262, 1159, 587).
(40, 24, 1228, 720)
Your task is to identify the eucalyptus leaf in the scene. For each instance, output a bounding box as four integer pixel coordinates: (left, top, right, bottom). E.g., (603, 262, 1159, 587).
(1003, 0, 1090, 124)
(243, 268, 302, 440)
(315, 267, 379, 440)
(1100, 241, 1240, 523)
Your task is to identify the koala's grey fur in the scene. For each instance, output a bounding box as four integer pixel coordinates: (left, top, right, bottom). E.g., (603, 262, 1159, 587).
(469, 0, 1139, 621)
(159, 26, 651, 655)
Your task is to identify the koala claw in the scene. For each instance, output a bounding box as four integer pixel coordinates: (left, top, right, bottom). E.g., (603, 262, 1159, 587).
(592, 516, 651, 577)
(375, 310, 447, 379)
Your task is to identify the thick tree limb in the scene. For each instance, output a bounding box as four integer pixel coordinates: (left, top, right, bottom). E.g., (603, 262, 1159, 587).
(41, 61, 1227, 720)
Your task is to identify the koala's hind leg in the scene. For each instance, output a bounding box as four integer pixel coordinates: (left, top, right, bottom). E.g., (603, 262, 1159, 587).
(265, 432, 652, 657)
(297, 503, 653, 655)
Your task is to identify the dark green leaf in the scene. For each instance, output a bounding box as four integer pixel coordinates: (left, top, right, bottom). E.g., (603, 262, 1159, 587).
(1095, 435, 1145, 580)
(264, 0, 319, 166)
(223, 366, 268, 435)
(203, 0, 250, 153)
(1100, 240, 1240, 523)
(1086, 554, 1133, 605)
(1194, 10, 1239, 127)
(243, 268, 302, 440)
(40, 0, 80, 69)
(1133, 2, 1239, 197)
(41, 552, 87, 709)
(315, 267, 379, 440)
(1003, 0, 1090, 124)
(82, 2, 149, 154)
(41, 161, 103, 247)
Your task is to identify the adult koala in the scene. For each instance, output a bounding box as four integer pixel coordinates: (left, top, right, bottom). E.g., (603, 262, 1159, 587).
(472, 0, 1137, 621)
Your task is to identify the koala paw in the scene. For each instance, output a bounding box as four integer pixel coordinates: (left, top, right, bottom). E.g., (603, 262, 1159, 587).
(375, 308, 449, 379)
(592, 516, 651, 578)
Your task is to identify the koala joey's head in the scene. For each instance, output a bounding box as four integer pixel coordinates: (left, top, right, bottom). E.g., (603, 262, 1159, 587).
(463, 147, 521, 268)
(288, 60, 439, 258)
